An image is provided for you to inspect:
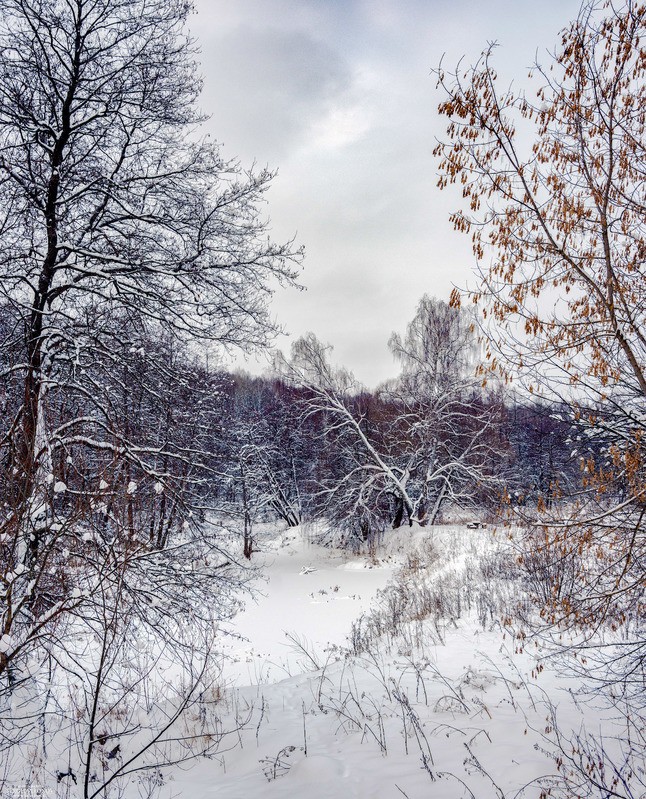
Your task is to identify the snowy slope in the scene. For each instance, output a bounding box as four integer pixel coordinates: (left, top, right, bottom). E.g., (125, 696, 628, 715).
(218, 525, 394, 686)
(159, 523, 635, 799)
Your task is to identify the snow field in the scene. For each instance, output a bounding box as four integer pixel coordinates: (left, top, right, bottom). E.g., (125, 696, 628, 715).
(6, 522, 634, 798)
(168, 523, 632, 798)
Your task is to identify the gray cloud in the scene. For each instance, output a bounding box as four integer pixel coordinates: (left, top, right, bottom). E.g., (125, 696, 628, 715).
(198, 26, 353, 162)
(192, 0, 585, 388)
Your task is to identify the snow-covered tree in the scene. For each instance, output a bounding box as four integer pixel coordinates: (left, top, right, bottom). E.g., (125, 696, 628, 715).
(0, 0, 299, 784)
(0, 0, 299, 547)
(277, 300, 501, 545)
(385, 295, 502, 525)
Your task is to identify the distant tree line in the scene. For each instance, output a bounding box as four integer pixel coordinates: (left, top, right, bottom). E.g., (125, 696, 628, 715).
(106, 294, 591, 556)
(0, 289, 594, 565)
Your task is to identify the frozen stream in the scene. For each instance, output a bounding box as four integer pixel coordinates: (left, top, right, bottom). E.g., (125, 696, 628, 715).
(219, 526, 394, 686)
(170, 524, 615, 799)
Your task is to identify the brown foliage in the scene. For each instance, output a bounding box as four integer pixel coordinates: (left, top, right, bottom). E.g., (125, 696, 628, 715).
(435, 0, 646, 401)
(435, 0, 646, 690)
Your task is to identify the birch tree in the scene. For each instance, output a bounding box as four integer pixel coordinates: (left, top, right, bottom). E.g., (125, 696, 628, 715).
(386, 296, 501, 525)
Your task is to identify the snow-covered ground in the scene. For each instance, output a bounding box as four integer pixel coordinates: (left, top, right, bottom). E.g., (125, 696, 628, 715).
(159, 523, 636, 799)
(218, 525, 394, 686)
(7, 522, 636, 798)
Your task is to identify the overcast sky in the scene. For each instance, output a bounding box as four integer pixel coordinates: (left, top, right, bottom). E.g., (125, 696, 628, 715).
(190, 0, 582, 388)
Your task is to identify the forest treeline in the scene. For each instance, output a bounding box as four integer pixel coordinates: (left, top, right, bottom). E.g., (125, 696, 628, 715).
(0, 295, 600, 560)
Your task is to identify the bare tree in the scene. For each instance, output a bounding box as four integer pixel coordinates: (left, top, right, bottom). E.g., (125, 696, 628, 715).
(0, 0, 300, 549)
(276, 333, 402, 544)
(386, 295, 502, 526)
(277, 300, 501, 544)
(1, 498, 250, 796)
(0, 0, 299, 788)
(434, 0, 645, 710)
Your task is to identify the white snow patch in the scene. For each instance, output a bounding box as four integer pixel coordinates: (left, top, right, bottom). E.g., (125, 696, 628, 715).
(0, 634, 13, 654)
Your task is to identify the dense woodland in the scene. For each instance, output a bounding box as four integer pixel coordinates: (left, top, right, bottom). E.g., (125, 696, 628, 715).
(0, 293, 591, 557)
